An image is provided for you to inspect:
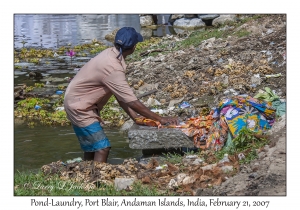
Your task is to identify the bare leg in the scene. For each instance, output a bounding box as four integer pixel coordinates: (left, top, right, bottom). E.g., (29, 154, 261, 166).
(84, 152, 95, 161)
(94, 147, 110, 163)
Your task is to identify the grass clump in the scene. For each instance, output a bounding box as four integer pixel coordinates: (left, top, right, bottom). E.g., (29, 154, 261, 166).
(14, 170, 170, 196)
(214, 127, 269, 164)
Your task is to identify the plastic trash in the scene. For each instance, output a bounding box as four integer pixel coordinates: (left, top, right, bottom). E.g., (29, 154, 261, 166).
(155, 164, 167, 170)
(66, 157, 82, 164)
(34, 105, 41, 110)
(266, 29, 274, 35)
(151, 109, 164, 114)
(219, 154, 230, 164)
(147, 97, 161, 106)
(56, 90, 64, 95)
(238, 153, 245, 160)
(179, 101, 191, 109)
(55, 106, 65, 111)
(265, 73, 282, 78)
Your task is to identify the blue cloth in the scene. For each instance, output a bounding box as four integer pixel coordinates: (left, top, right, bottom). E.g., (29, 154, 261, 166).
(72, 122, 111, 152)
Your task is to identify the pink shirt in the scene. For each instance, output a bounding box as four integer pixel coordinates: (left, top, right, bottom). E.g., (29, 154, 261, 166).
(64, 47, 137, 127)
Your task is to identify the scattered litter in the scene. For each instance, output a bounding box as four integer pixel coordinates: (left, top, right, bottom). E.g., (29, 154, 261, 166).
(55, 106, 65, 111)
(147, 97, 161, 106)
(266, 29, 274, 35)
(65, 157, 82, 164)
(249, 172, 258, 178)
(34, 105, 41, 110)
(282, 51, 286, 60)
(185, 155, 198, 159)
(155, 164, 167, 170)
(238, 153, 245, 160)
(179, 101, 191, 109)
(151, 109, 164, 114)
(219, 154, 230, 164)
(168, 97, 184, 108)
(265, 73, 282, 78)
(56, 90, 64, 95)
(251, 74, 262, 85)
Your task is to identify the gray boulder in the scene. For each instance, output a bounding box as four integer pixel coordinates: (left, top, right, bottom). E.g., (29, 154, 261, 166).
(173, 18, 206, 29)
(114, 178, 135, 191)
(140, 15, 153, 27)
(212, 15, 237, 26)
(198, 14, 220, 20)
(128, 123, 194, 149)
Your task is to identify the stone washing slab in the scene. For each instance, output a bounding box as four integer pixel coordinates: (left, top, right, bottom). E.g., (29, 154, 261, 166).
(128, 124, 194, 149)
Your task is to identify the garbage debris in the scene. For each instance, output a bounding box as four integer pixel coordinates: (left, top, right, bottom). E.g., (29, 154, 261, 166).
(219, 154, 230, 164)
(254, 87, 279, 102)
(150, 109, 164, 114)
(168, 97, 184, 108)
(238, 153, 245, 160)
(251, 74, 262, 85)
(56, 90, 64, 95)
(265, 73, 282, 78)
(179, 101, 191, 109)
(136, 94, 276, 151)
(34, 105, 41, 110)
(55, 106, 65, 111)
(65, 157, 82, 164)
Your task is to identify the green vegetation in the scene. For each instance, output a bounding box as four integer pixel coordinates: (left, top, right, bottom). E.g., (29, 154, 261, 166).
(162, 152, 183, 164)
(214, 127, 269, 164)
(100, 96, 128, 127)
(14, 96, 70, 127)
(14, 170, 172, 196)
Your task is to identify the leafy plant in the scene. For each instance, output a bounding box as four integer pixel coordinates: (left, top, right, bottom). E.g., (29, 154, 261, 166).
(232, 127, 268, 150)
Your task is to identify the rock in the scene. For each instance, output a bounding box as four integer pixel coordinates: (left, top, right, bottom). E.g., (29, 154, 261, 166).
(249, 172, 258, 178)
(212, 15, 237, 26)
(176, 173, 187, 185)
(140, 15, 153, 27)
(185, 155, 198, 159)
(114, 178, 135, 191)
(168, 14, 184, 25)
(182, 176, 196, 185)
(201, 163, 217, 171)
(198, 14, 220, 26)
(167, 179, 178, 189)
(198, 14, 220, 20)
(128, 124, 194, 149)
(104, 28, 119, 42)
(140, 28, 152, 39)
(120, 119, 134, 132)
(221, 165, 233, 173)
(173, 18, 206, 29)
(192, 158, 204, 165)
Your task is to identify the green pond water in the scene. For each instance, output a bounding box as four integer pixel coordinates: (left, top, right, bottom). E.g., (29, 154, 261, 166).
(14, 123, 142, 172)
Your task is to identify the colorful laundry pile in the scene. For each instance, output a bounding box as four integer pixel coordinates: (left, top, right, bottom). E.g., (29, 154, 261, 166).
(135, 94, 277, 151)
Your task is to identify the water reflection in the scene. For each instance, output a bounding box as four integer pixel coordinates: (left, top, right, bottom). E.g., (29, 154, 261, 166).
(14, 14, 141, 49)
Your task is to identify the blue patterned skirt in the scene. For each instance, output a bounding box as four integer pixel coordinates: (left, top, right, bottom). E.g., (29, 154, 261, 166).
(72, 122, 111, 152)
